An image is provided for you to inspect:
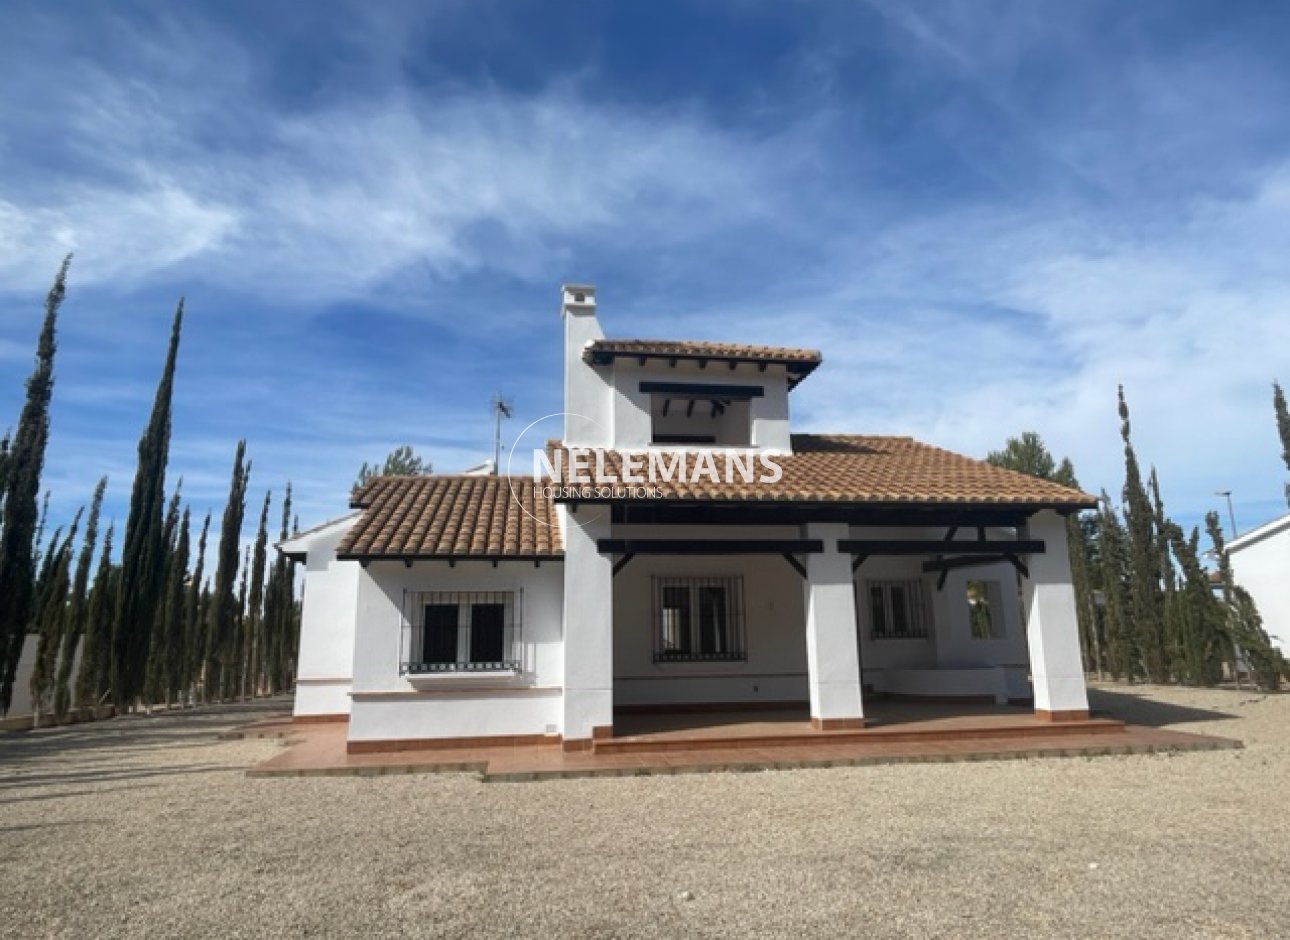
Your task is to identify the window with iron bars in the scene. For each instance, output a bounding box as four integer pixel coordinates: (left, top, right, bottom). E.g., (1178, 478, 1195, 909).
(864, 579, 931, 639)
(401, 590, 523, 674)
(651, 575, 746, 663)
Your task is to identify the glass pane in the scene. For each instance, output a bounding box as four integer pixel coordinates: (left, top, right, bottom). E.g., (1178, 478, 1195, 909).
(661, 585, 690, 652)
(423, 604, 458, 664)
(470, 603, 506, 664)
(869, 586, 887, 637)
(967, 580, 994, 639)
(890, 585, 909, 636)
(697, 586, 727, 654)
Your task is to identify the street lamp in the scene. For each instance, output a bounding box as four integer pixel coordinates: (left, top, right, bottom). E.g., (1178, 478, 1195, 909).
(1215, 490, 1238, 537)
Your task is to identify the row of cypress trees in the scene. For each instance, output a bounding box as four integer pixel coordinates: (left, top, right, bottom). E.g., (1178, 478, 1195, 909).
(990, 389, 1289, 690)
(0, 258, 301, 722)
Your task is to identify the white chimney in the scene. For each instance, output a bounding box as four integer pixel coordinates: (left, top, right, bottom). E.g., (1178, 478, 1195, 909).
(560, 283, 609, 447)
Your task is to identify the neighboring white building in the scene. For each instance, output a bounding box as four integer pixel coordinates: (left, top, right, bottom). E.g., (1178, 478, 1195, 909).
(285, 284, 1096, 753)
(1225, 513, 1290, 656)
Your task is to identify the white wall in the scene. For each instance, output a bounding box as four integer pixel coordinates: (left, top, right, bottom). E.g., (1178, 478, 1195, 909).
(347, 559, 564, 743)
(289, 518, 361, 718)
(851, 525, 1031, 701)
(609, 359, 791, 451)
(1228, 518, 1290, 655)
(610, 524, 809, 707)
(561, 286, 611, 447)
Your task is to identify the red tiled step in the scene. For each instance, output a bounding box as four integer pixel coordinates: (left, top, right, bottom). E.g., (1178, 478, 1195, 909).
(592, 718, 1126, 754)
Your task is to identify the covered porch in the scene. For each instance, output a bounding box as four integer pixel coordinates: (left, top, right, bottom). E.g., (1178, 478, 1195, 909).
(561, 500, 1092, 749)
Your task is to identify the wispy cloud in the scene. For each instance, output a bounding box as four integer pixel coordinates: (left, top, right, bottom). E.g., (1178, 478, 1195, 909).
(2, 0, 1289, 546)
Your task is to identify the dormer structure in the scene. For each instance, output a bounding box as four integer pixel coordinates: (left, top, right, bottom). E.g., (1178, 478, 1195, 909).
(560, 284, 819, 452)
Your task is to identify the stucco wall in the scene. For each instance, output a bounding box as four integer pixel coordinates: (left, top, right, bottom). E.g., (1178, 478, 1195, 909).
(347, 559, 564, 743)
(290, 518, 361, 717)
(609, 359, 791, 450)
(850, 525, 1030, 699)
(1228, 522, 1290, 655)
(610, 523, 809, 706)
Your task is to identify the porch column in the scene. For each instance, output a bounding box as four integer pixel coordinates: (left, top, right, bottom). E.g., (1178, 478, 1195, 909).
(1021, 510, 1090, 721)
(802, 523, 865, 729)
(559, 504, 614, 750)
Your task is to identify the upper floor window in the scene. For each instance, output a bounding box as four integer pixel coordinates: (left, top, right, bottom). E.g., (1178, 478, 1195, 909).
(643, 382, 761, 447)
(652, 575, 747, 662)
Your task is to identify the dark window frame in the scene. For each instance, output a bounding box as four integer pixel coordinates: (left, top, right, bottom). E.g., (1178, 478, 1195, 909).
(652, 575, 747, 663)
(865, 579, 931, 640)
(402, 590, 522, 674)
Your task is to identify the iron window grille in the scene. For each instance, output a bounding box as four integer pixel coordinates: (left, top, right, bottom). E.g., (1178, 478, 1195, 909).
(400, 590, 523, 674)
(865, 579, 931, 639)
(651, 575, 746, 663)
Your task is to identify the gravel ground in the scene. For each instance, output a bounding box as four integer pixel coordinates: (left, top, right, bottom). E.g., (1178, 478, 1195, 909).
(1, 683, 1287, 939)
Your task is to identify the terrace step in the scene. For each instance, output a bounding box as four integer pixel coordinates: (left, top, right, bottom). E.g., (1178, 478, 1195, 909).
(592, 717, 1126, 754)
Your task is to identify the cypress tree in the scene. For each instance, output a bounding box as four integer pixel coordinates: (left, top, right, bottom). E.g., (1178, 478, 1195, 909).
(1053, 458, 1100, 676)
(144, 486, 182, 704)
(32, 491, 51, 576)
(1117, 387, 1169, 682)
(148, 505, 189, 706)
(244, 491, 271, 698)
(29, 515, 79, 723)
(1148, 468, 1186, 679)
(183, 511, 210, 702)
(0, 257, 70, 714)
(1275, 381, 1290, 508)
(54, 477, 106, 718)
(1161, 520, 1226, 686)
(263, 483, 294, 693)
(206, 441, 249, 702)
(1098, 493, 1134, 680)
(0, 431, 9, 514)
(233, 544, 250, 699)
(75, 522, 115, 708)
(111, 301, 183, 709)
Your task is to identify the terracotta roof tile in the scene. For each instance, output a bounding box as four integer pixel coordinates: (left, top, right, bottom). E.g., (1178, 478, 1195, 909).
(547, 434, 1097, 507)
(584, 338, 822, 374)
(338, 476, 562, 560)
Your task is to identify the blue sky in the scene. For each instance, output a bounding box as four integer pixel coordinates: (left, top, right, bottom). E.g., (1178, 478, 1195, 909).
(3, 0, 1290, 552)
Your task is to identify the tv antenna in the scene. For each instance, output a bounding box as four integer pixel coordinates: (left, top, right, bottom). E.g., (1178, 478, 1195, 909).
(491, 393, 513, 474)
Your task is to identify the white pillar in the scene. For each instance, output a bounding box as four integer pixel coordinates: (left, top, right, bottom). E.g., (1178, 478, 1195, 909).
(802, 523, 865, 729)
(560, 504, 614, 748)
(1021, 510, 1090, 720)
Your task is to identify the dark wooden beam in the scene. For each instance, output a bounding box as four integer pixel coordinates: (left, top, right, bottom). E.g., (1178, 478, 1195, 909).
(661, 398, 670, 417)
(686, 398, 696, 418)
(840, 539, 1045, 556)
(609, 502, 1036, 528)
(922, 554, 1012, 573)
(612, 553, 635, 576)
(923, 553, 1032, 580)
(851, 555, 868, 573)
(597, 538, 825, 555)
(638, 381, 766, 399)
(782, 554, 807, 579)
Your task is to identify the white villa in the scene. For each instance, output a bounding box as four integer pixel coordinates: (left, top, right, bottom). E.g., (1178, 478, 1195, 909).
(1225, 513, 1290, 656)
(281, 285, 1096, 753)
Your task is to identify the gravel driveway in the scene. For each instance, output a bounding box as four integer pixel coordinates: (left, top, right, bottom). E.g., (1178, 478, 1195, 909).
(2, 684, 1287, 939)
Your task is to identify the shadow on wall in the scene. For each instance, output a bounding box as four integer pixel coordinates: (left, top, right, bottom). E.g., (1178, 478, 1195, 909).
(1089, 686, 1239, 727)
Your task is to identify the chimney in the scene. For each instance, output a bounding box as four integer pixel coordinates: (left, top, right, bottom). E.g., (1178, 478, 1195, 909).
(560, 283, 608, 447)
(561, 283, 596, 317)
